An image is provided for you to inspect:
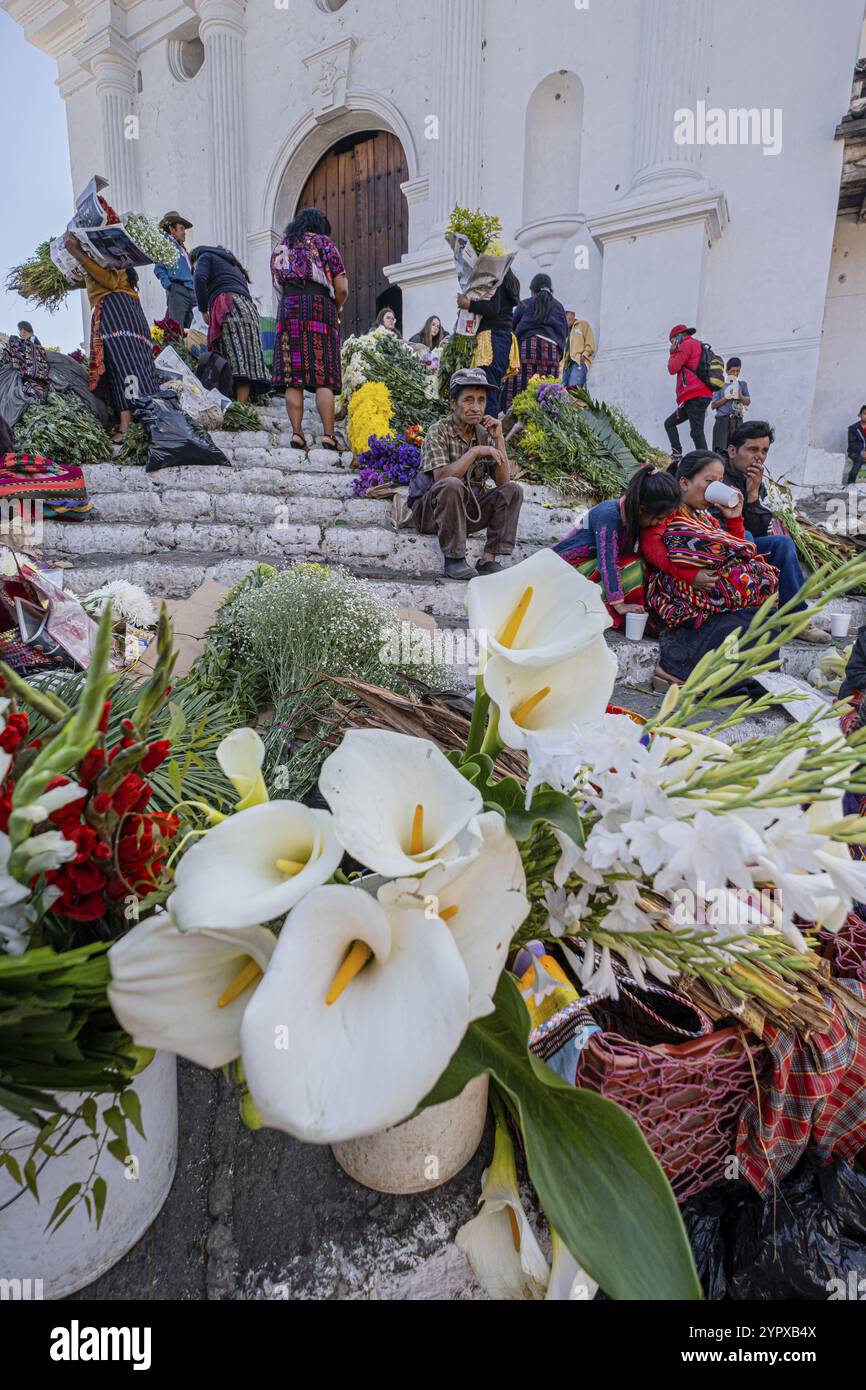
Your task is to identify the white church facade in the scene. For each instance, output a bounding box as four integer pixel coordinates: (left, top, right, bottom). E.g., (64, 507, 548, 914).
(6, 0, 866, 483)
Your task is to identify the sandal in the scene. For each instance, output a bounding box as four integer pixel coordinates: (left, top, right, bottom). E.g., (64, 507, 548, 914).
(320, 435, 339, 451)
(652, 667, 682, 694)
(290, 433, 307, 450)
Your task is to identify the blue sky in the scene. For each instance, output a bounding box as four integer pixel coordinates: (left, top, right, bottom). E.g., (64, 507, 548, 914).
(0, 12, 83, 351)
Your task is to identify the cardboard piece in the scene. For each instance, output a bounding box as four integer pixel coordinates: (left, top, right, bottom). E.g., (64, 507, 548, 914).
(136, 580, 229, 681)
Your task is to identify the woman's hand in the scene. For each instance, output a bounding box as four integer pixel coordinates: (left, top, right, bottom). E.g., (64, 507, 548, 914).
(715, 490, 744, 521)
(611, 600, 646, 615)
(457, 294, 471, 310)
(692, 569, 717, 593)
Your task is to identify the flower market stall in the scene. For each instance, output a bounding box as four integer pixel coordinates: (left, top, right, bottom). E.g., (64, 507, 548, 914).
(5, 548, 866, 1301)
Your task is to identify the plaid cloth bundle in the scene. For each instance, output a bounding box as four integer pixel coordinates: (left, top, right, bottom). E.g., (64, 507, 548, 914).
(736, 980, 866, 1194)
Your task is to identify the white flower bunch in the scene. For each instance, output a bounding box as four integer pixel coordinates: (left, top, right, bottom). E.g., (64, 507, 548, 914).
(83, 581, 157, 631)
(533, 712, 866, 998)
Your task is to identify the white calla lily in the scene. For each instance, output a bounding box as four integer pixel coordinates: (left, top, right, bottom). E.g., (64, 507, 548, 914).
(241, 884, 473, 1142)
(455, 1115, 549, 1300)
(318, 728, 484, 878)
(170, 800, 343, 932)
(108, 911, 276, 1069)
(546, 1229, 598, 1301)
(378, 810, 530, 1019)
(217, 728, 268, 810)
(484, 637, 617, 753)
(467, 548, 611, 670)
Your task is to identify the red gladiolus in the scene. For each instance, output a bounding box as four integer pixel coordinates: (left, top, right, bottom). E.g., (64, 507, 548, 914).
(140, 740, 171, 774)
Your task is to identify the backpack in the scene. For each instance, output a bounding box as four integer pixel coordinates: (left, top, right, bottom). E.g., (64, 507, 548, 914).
(695, 342, 726, 391)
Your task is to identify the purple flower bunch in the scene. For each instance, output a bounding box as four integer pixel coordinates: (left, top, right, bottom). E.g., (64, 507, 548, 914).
(352, 433, 422, 496)
(536, 381, 569, 419)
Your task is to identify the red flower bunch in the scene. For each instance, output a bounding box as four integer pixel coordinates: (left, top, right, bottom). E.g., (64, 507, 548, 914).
(405, 423, 425, 448)
(98, 196, 121, 226)
(39, 720, 178, 923)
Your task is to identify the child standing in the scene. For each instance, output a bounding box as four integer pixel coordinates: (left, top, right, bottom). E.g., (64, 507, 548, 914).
(710, 357, 751, 454)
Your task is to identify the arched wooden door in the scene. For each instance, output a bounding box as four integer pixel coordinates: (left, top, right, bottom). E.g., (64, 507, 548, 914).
(297, 129, 409, 341)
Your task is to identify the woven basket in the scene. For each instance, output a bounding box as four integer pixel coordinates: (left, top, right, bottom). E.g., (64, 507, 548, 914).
(574, 1027, 761, 1202)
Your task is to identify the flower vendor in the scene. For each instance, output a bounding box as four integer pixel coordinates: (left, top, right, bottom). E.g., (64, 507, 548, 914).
(457, 268, 521, 415)
(641, 450, 780, 687)
(63, 233, 158, 444)
(552, 465, 680, 628)
(502, 274, 569, 413)
(190, 245, 269, 404)
(407, 367, 523, 580)
(270, 208, 349, 450)
(153, 212, 195, 329)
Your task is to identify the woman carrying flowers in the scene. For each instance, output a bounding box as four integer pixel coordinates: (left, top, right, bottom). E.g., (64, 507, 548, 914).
(63, 233, 158, 443)
(552, 465, 680, 628)
(270, 208, 349, 451)
(642, 450, 779, 687)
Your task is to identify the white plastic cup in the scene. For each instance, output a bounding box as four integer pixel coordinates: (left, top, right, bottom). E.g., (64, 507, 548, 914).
(625, 611, 649, 641)
(704, 480, 741, 508)
(831, 612, 852, 638)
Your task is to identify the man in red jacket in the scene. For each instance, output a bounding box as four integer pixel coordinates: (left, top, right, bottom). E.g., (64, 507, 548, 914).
(664, 324, 713, 463)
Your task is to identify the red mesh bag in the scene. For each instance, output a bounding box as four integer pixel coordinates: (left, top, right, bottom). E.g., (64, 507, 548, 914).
(822, 912, 866, 986)
(574, 1027, 764, 1202)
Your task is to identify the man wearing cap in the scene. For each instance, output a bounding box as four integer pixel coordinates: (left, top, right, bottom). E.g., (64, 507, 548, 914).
(664, 324, 712, 461)
(154, 213, 195, 327)
(407, 368, 523, 579)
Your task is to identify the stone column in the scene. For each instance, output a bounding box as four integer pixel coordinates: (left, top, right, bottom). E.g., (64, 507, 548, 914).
(630, 0, 712, 193)
(431, 0, 483, 228)
(91, 47, 142, 214)
(197, 0, 249, 256)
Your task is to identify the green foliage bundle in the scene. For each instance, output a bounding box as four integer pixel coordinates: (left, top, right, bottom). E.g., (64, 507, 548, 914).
(5, 241, 71, 313)
(14, 391, 112, 469)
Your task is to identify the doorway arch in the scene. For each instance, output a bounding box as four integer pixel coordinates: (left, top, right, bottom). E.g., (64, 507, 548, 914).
(294, 129, 409, 340)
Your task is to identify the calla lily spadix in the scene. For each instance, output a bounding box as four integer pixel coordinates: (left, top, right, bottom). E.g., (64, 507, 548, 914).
(241, 884, 477, 1143)
(467, 548, 611, 670)
(483, 637, 617, 753)
(170, 800, 343, 932)
(108, 911, 276, 1069)
(318, 728, 484, 878)
(378, 810, 530, 1019)
(217, 728, 269, 810)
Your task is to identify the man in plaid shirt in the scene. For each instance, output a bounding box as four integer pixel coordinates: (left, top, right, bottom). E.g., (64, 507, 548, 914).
(408, 368, 523, 580)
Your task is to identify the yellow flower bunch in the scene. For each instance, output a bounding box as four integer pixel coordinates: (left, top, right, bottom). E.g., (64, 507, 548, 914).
(150, 325, 165, 344)
(518, 422, 548, 460)
(347, 380, 394, 456)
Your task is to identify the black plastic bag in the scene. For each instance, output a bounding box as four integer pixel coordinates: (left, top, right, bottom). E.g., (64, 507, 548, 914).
(681, 1158, 866, 1301)
(133, 394, 230, 473)
(196, 351, 233, 398)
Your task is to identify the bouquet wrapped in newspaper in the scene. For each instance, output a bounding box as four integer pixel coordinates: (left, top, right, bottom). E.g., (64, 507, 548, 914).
(446, 206, 515, 337)
(50, 176, 181, 281)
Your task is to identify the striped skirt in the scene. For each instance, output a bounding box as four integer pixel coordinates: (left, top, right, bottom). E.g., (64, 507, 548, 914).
(214, 294, 270, 388)
(272, 284, 342, 392)
(501, 335, 563, 412)
(92, 293, 158, 413)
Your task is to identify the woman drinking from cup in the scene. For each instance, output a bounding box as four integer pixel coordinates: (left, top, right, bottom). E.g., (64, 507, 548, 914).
(642, 450, 779, 688)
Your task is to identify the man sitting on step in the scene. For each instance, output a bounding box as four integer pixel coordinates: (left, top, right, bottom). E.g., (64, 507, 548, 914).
(408, 368, 523, 580)
(718, 419, 830, 644)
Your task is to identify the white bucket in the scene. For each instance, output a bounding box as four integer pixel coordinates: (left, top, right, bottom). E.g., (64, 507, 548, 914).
(331, 1075, 489, 1195)
(0, 1051, 177, 1299)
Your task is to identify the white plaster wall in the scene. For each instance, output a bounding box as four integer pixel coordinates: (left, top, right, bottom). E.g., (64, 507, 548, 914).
(811, 215, 866, 455)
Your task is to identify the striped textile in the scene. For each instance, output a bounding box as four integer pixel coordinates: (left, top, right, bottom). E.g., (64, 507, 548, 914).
(259, 315, 277, 371)
(214, 294, 269, 388)
(502, 334, 562, 411)
(95, 292, 158, 412)
(736, 981, 866, 1194)
(272, 285, 342, 392)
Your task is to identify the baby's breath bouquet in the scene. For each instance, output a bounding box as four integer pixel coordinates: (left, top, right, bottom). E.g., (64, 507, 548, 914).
(123, 215, 181, 268)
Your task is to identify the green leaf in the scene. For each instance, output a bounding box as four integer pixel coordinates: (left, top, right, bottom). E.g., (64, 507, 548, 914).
(92, 1176, 107, 1229)
(81, 1097, 98, 1135)
(47, 1181, 80, 1230)
(164, 701, 187, 742)
(119, 1087, 145, 1140)
(419, 973, 701, 1301)
(167, 759, 183, 800)
(0, 1151, 22, 1185)
(106, 1137, 129, 1164)
(48, 1205, 76, 1234)
(23, 1156, 39, 1201)
(103, 1105, 127, 1146)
